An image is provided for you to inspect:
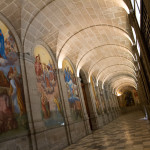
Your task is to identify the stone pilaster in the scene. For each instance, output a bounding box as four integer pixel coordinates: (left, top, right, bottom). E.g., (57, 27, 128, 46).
(107, 90, 113, 122)
(95, 86, 104, 126)
(57, 69, 72, 144)
(110, 93, 117, 118)
(76, 77, 91, 134)
(84, 83, 99, 130)
(113, 94, 120, 116)
(102, 90, 110, 123)
(95, 86, 103, 115)
(19, 52, 41, 150)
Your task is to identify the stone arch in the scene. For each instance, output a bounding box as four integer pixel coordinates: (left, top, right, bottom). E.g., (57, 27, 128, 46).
(102, 70, 137, 84)
(22, 0, 55, 45)
(57, 24, 133, 65)
(97, 64, 136, 81)
(77, 44, 134, 71)
(114, 83, 137, 95)
(112, 81, 137, 92)
(88, 56, 135, 77)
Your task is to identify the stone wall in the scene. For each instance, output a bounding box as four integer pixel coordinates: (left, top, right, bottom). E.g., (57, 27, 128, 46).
(0, 6, 121, 150)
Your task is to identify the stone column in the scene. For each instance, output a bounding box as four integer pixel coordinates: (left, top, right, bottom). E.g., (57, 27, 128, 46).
(106, 90, 113, 121)
(102, 90, 110, 123)
(98, 84, 108, 125)
(110, 93, 117, 118)
(113, 94, 120, 115)
(95, 86, 104, 127)
(111, 92, 118, 119)
(108, 91, 115, 120)
(76, 77, 91, 134)
(96, 86, 104, 115)
(84, 82, 99, 130)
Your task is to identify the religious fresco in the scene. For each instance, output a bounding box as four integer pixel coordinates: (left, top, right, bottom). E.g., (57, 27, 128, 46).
(62, 59, 82, 121)
(0, 21, 28, 138)
(90, 76, 101, 115)
(132, 89, 139, 104)
(34, 45, 64, 127)
(118, 90, 135, 107)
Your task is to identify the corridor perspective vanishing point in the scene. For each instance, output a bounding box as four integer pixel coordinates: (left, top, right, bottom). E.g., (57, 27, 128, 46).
(0, 0, 150, 150)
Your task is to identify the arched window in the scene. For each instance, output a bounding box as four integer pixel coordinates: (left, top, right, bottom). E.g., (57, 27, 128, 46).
(131, 0, 134, 9)
(137, 40, 140, 56)
(131, 27, 136, 43)
(130, 0, 141, 27)
(135, 0, 141, 27)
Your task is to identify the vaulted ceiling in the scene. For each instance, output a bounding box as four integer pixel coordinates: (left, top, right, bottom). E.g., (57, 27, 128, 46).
(4, 0, 137, 93)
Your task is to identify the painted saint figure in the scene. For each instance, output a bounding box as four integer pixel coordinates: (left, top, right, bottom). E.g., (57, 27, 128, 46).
(8, 67, 26, 115)
(63, 60, 82, 120)
(35, 54, 43, 77)
(0, 20, 28, 136)
(34, 45, 64, 127)
(41, 92, 50, 119)
(0, 29, 7, 59)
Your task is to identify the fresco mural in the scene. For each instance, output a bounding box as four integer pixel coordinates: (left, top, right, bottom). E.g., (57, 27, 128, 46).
(132, 89, 139, 104)
(118, 90, 135, 107)
(34, 45, 64, 127)
(62, 59, 82, 121)
(90, 76, 101, 115)
(0, 21, 28, 138)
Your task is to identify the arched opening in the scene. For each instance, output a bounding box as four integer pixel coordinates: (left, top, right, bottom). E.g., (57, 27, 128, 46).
(117, 86, 140, 113)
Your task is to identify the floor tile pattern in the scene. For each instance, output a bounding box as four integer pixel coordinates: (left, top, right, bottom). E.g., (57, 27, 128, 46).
(64, 111, 150, 150)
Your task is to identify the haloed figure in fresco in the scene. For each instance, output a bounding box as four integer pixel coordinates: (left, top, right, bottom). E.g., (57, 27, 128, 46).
(0, 21, 28, 137)
(34, 46, 64, 128)
(8, 67, 26, 116)
(63, 62, 82, 121)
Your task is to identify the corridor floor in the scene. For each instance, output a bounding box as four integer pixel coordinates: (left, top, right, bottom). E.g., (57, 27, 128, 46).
(64, 111, 150, 150)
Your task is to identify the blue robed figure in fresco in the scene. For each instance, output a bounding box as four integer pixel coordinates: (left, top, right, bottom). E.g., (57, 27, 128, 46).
(0, 29, 7, 59)
(65, 68, 71, 82)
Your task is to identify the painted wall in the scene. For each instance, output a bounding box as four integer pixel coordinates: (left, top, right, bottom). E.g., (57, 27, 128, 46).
(62, 59, 82, 121)
(118, 90, 135, 107)
(0, 21, 28, 139)
(34, 45, 64, 128)
(90, 76, 101, 115)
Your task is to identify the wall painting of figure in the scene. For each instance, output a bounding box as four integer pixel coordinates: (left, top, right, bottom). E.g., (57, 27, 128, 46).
(62, 59, 82, 121)
(0, 21, 28, 139)
(90, 76, 101, 115)
(34, 45, 64, 128)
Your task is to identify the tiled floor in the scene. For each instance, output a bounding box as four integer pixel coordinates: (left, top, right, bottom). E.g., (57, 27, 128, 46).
(64, 111, 150, 150)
